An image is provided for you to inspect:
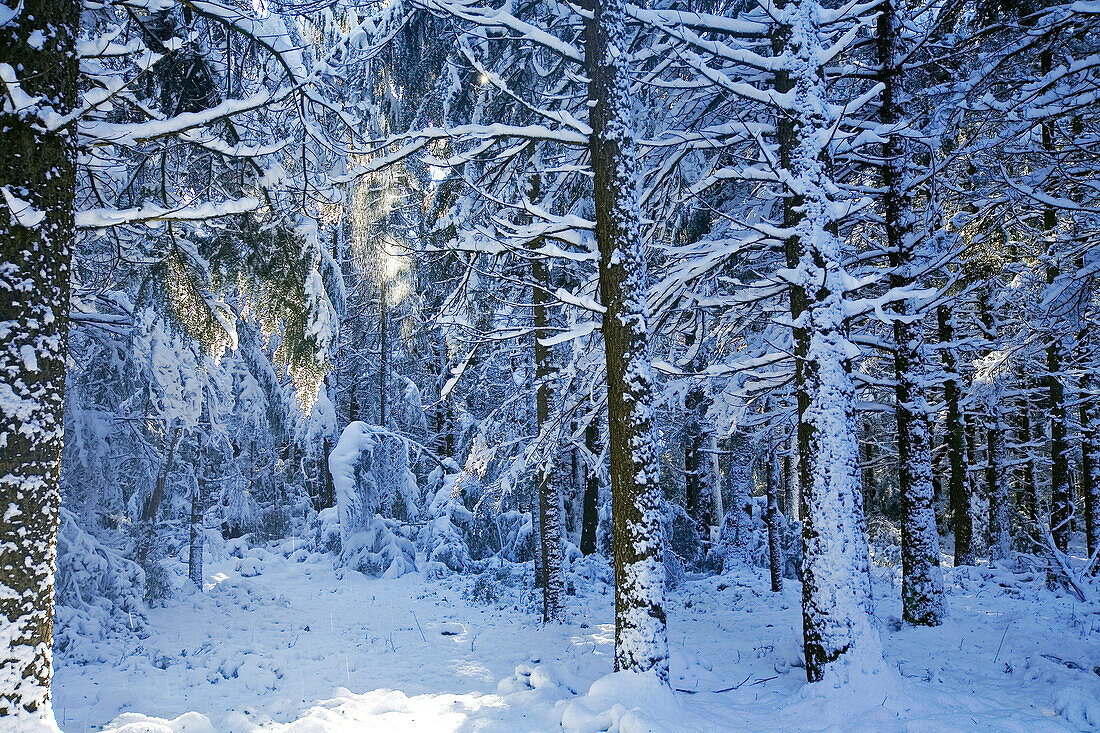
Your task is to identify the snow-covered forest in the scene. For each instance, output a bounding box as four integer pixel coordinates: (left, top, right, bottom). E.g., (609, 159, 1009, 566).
(2, 0, 1099, 729)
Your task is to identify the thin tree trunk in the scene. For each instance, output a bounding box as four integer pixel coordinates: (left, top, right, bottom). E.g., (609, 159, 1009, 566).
(188, 464, 205, 590)
(1013, 387, 1038, 549)
(532, 173, 566, 623)
(1079, 304, 1100, 565)
(782, 449, 796, 523)
(322, 437, 336, 510)
(379, 258, 389, 428)
(0, 0, 79, 720)
(1081, 380, 1100, 567)
(978, 288, 1011, 564)
(1039, 47, 1071, 557)
(580, 415, 601, 556)
(860, 431, 876, 519)
(586, 0, 669, 679)
(138, 424, 182, 567)
(939, 305, 974, 565)
(765, 443, 784, 593)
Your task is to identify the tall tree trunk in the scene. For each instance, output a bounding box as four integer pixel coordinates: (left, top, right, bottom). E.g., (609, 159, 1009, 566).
(684, 389, 713, 537)
(379, 260, 388, 428)
(586, 0, 669, 679)
(939, 305, 974, 565)
(580, 413, 601, 556)
(1081, 380, 1100, 567)
(188, 475, 205, 590)
(1013, 387, 1038, 549)
(978, 287, 1011, 564)
(1036, 45, 1071, 558)
(878, 0, 944, 626)
(859, 430, 876, 519)
(775, 0, 881, 680)
(1079, 310, 1100, 565)
(0, 1, 78, 721)
(782, 448, 796, 523)
(322, 437, 336, 510)
(532, 175, 566, 623)
(765, 442, 784, 593)
(137, 424, 182, 567)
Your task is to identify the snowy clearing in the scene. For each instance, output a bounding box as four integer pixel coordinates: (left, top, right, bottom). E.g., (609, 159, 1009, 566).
(54, 548, 1100, 732)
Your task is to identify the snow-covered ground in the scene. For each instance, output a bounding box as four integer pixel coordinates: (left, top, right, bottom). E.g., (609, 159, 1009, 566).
(54, 545, 1100, 732)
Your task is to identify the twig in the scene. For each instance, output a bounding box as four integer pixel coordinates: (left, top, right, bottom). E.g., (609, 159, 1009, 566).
(993, 623, 1010, 663)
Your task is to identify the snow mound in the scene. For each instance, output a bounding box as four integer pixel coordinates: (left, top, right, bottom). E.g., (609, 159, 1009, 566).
(1053, 687, 1100, 730)
(104, 711, 216, 733)
(560, 671, 682, 733)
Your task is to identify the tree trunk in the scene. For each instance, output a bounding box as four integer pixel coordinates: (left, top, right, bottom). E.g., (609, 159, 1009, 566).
(684, 387, 713, 537)
(188, 476, 204, 590)
(939, 305, 974, 565)
(978, 288, 1011, 564)
(138, 424, 182, 568)
(1038, 46, 1071, 557)
(379, 260, 389, 428)
(1045, 274, 1071, 555)
(770, 0, 880, 677)
(532, 183, 566, 623)
(586, 0, 669, 679)
(1081, 382, 1100, 567)
(1012, 384, 1038, 550)
(322, 437, 336, 510)
(878, 0, 945, 624)
(580, 415, 601, 556)
(0, 1, 79, 721)
(1079, 312, 1100, 566)
(859, 430, 876, 519)
(775, 0, 881, 681)
(765, 443, 784, 593)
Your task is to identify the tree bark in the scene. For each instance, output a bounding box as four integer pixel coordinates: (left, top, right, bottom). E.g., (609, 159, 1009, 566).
(765, 443, 784, 593)
(939, 305, 974, 565)
(532, 173, 566, 622)
(0, 1, 79, 721)
(1081, 380, 1100, 567)
(774, 0, 881, 681)
(978, 287, 1011, 564)
(188, 462, 205, 590)
(586, 0, 669, 679)
(580, 414, 601, 556)
(878, 0, 945, 624)
(138, 424, 182, 568)
(1013, 386, 1038, 549)
(1039, 47, 1072, 557)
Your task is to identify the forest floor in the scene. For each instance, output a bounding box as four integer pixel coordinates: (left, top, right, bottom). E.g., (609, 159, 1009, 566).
(53, 541, 1100, 732)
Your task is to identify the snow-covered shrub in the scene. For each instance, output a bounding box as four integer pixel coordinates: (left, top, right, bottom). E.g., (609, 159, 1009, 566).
(421, 468, 476, 573)
(494, 509, 536, 563)
(315, 506, 342, 554)
(54, 509, 147, 662)
(253, 505, 292, 543)
(664, 501, 706, 571)
(465, 572, 502, 605)
(329, 421, 419, 577)
(867, 516, 902, 568)
(707, 496, 801, 578)
(342, 515, 417, 578)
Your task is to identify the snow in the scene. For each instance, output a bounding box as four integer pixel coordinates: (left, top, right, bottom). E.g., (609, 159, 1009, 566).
(1, 186, 46, 228)
(52, 549, 1100, 732)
